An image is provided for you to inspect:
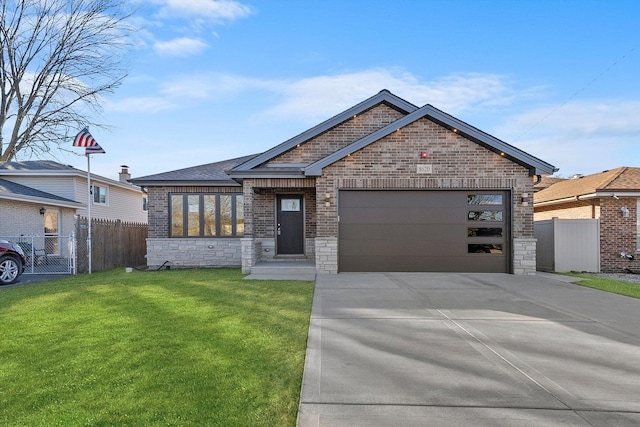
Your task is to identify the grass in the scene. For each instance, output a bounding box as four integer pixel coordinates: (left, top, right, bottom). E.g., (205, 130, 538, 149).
(0, 268, 314, 426)
(567, 272, 640, 299)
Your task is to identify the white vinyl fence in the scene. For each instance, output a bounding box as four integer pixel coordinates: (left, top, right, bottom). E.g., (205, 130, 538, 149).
(534, 218, 600, 273)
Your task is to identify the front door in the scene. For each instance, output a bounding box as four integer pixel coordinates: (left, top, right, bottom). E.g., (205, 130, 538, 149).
(276, 194, 304, 255)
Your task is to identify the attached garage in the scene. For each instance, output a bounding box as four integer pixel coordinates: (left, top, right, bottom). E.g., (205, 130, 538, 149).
(339, 190, 510, 273)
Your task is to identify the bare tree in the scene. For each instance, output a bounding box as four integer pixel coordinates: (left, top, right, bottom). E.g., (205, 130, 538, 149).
(0, 0, 131, 161)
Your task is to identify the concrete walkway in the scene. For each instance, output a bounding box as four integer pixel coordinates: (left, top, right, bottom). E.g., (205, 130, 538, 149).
(297, 273, 640, 426)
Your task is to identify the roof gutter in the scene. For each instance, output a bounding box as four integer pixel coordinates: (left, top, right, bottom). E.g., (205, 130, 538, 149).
(533, 196, 579, 207)
(535, 191, 640, 207)
(578, 192, 640, 200)
(0, 192, 84, 209)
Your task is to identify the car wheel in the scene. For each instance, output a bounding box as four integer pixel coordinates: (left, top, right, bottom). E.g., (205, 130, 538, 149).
(0, 256, 21, 285)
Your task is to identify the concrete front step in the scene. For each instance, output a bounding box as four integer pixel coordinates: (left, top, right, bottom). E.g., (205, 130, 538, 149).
(245, 261, 316, 281)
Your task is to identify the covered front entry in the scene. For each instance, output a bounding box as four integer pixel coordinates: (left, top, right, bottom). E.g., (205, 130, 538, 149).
(338, 190, 510, 273)
(276, 194, 305, 255)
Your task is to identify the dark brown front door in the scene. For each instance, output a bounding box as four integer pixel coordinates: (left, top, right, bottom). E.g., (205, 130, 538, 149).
(277, 194, 304, 255)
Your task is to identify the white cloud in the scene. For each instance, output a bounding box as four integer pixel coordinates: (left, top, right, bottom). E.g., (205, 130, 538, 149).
(258, 69, 521, 121)
(497, 100, 640, 175)
(151, 68, 539, 121)
(153, 0, 253, 22)
(159, 73, 268, 99)
(104, 96, 175, 113)
(154, 37, 208, 57)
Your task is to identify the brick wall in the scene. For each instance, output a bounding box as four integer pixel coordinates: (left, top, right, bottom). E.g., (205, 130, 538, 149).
(0, 200, 76, 239)
(249, 188, 316, 239)
(266, 104, 406, 166)
(316, 117, 533, 237)
(600, 197, 639, 272)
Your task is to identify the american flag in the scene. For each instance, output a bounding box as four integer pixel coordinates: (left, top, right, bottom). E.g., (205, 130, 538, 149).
(73, 127, 97, 147)
(85, 143, 106, 155)
(73, 127, 105, 155)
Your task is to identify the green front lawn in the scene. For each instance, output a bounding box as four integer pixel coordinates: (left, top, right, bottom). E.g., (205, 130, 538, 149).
(567, 273, 640, 299)
(0, 269, 314, 426)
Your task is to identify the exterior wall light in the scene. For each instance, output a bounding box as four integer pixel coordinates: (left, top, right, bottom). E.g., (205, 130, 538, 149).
(621, 206, 630, 218)
(39, 207, 46, 215)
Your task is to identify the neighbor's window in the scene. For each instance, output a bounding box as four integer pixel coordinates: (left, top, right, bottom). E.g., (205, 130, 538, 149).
(142, 197, 148, 211)
(92, 185, 108, 204)
(170, 193, 244, 237)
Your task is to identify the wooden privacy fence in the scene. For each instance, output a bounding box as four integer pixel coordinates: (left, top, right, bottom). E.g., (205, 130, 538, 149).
(76, 217, 148, 273)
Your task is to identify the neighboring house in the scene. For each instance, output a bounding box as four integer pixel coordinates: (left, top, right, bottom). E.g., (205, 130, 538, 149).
(0, 161, 147, 242)
(131, 90, 556, 275)
(534, 167, 640, 272)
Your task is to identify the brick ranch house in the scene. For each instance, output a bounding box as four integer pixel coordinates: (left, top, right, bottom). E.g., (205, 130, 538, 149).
(131, 90, 557, 275)
(534, 167, 640, 272)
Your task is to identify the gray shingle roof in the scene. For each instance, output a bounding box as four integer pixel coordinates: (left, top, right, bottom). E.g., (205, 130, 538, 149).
(0, 178, 81, 205)
(0, 160, 79, 172)
(130, 154, 258, 186)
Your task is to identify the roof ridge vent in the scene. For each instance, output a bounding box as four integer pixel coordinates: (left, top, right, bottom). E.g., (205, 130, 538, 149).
(571, 174, 583, 179)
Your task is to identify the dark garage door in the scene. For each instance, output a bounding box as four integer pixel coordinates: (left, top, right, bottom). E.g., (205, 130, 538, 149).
(338, 190, 510, 273)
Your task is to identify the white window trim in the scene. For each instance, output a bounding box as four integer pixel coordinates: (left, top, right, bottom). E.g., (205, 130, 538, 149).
(92, 184, 109, 206)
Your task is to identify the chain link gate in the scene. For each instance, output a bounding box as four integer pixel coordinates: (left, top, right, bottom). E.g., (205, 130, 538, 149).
(3, 235, 76, 275)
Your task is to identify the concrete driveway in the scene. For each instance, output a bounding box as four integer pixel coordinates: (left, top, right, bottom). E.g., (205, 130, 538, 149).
(297, 273, 640, 426)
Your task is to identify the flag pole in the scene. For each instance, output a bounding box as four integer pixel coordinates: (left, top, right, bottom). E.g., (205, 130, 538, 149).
(73, 126, 103, 275)
(86, 153, 92, 274)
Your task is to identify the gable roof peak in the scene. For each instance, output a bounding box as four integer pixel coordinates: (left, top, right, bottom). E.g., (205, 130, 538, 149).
(231, 90, 419, 172)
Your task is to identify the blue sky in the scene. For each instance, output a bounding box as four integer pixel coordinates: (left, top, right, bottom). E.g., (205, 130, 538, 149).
(57, 0, 639, 180)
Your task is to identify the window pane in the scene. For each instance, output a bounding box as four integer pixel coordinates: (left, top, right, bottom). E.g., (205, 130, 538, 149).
(468, 194, 503, 205)
(171, 195, 184, 236)
(468, 244, 503, 254)
(220, 195, 232, 236)
(468, 227, 502, 237)
(236, 195, 244, 236)
(468, 211, 503, 221)
(93, 186, 107, 204)
(187, 195, 200, 236)
(204, 195, 216, 236)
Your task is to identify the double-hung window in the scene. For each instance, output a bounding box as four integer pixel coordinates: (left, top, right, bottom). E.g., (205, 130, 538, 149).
(170, 193, 244, 237)
(92, 185, 108, 205)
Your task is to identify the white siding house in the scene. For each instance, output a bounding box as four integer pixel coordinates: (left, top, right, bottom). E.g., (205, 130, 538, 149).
(0, 161, 147, 226)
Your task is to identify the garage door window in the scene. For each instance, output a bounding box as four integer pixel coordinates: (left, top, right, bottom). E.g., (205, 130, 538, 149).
(468, 194, 503, 205)
(468, 244, 503, 254)
(468, 227, 502, 237)
(468, 211, 503, 221)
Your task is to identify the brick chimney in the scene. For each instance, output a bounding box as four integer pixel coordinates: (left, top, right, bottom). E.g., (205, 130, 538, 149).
(119, 165, 131, 183)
